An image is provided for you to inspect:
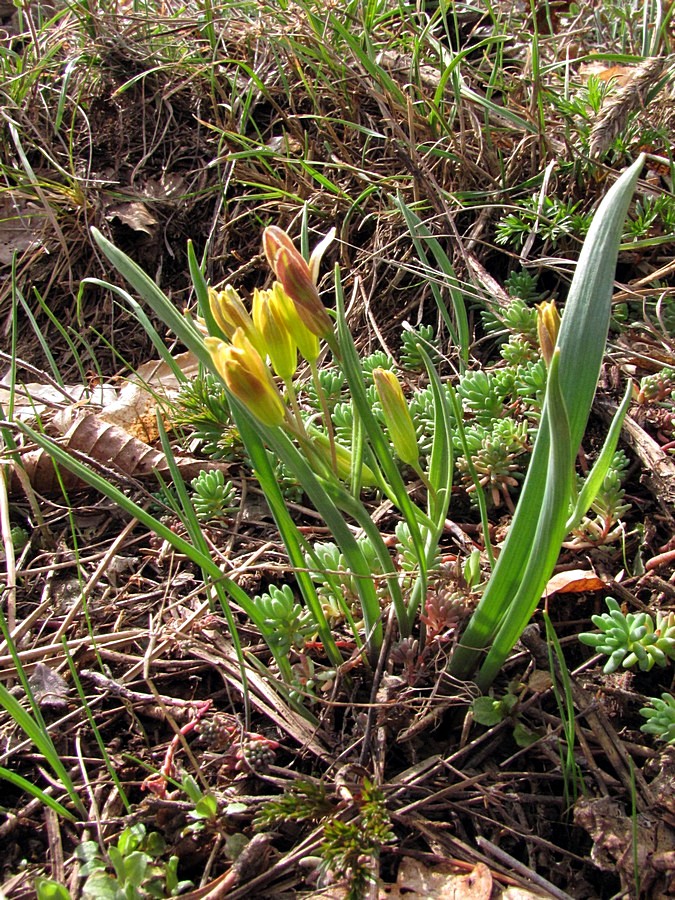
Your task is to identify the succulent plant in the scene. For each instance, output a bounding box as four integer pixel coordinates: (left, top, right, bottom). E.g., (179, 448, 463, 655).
(360, 350, 395, 378)
(190, 469, 237, 521)
(640, 693, 675, 744)
(579, 597, 675, 674)
(255, 583, 315, 656)
(458, 369, 507, 425)
(400, 323, 440, 371)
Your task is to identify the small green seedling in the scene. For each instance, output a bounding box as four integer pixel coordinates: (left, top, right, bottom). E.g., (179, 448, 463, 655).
(76, 823, 192, 899)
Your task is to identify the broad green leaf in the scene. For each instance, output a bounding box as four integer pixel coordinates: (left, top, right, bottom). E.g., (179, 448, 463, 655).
(450, 155, 644, 685)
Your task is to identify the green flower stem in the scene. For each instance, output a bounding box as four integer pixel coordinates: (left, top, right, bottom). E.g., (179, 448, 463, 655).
(309, 358, 338, 475)
(334, 266, 429, 627)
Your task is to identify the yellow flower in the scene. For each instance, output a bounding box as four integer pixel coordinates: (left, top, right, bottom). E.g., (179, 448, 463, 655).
(205, 330, 286, 428)
(262, 226, 334, 339)
(252, 286, 297, 382)
(537, 300, 561, 368)
(373, 368, 419, 468)
(209, 285, 263, 354)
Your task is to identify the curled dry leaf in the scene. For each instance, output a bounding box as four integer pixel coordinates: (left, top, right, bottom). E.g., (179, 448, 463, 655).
(543, 569, 606, 597)
(0, 382, 116, 419)
(391, 858, 493, 899)
(104, 200, 159, 236)
(27, 662, 70, 712)
(99, 351, 200, 442)
(10, 411, 230, 497)
(312, 860, 494, 899)
(575, 795, 675, 897)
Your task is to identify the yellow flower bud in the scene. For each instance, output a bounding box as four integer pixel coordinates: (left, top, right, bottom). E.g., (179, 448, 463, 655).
(209, 285, 265, 358)
(252, 287, 297, 382)
(271, 282, 320, 364)
(262, 226, 334, 339)
(205, 331, 286, 428)
(373, 368, 419, 468)
(537, 300, 561, 368)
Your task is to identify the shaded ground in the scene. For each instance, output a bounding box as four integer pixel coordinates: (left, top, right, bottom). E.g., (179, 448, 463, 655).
(1, 1, 675, 897)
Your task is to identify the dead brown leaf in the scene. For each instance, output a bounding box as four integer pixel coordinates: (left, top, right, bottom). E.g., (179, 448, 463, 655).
(544, 569, 606, 596)
(388, 859, 493, 899)
(575, 795, 675, 897)
(10, 411, 230, 496)
(105, 200, 159, 235)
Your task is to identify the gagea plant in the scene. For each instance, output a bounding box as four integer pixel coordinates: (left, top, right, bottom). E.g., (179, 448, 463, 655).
(20, 156, 645, 702)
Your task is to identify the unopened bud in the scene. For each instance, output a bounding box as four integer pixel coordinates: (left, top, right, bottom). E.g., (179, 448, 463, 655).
(252, 287, 297, 382)
(209, 286, 263, 355)
(373, 368, 419, 467)
(262, 226, 334, 339)
(310, 429, 377, 486)
(271, 282, 320, 363)
(537, 300, 560, 368)
(205, 330, 286, 428)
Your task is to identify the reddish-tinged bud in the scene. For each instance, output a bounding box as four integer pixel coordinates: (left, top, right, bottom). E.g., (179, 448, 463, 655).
(262, 226, 334, 339)
(276, 247, 334, 338)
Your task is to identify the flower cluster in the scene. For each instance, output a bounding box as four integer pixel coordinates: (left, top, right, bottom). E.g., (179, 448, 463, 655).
(204, 225, 333, 428)
(202, 227, 424, 486)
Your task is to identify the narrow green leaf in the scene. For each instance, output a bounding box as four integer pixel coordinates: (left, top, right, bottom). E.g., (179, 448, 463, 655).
(395, 196, 470, 365)
(0, 681, 84, 815)
(188, 241, 224, 340)
(334, 265, 427, 635)
(229, 404, 345, 669)
(0, 767, 76, 822)
(82, 279, 186, 383)
(13, 422, 268, 636)
(90, 228, 209, 367)
(475, 350, 574, 690)
(567, 380, 633, 530)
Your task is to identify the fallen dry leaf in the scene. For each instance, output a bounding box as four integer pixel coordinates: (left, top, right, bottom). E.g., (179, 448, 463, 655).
(526, 669, 553, 694)
(0, 382, 116, 419)
(501, 889, 548, 899)
(105, 200, 158, 235)
(100, 351, 200, 441)
(575, 795, 675, 897)
(543, 569, 605, 596)
(10, 411, 230, 496)
(388, 858, 493, 899)
(301, 860, 493, 900)
(579, 62, 637, 86)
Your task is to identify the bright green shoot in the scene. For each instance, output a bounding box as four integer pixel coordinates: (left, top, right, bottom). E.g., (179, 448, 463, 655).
(0, 609, 85, 820)
(449, 155, 644, 690)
